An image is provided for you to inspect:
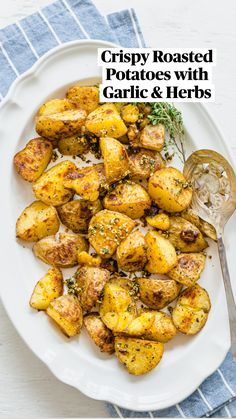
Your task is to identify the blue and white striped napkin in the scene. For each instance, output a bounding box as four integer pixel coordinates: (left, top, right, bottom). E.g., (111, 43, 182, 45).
(0, 0, 236, 417)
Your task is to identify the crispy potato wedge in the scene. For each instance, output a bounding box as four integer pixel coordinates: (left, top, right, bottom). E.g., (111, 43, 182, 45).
(30, 267, 63, 310)
(128, 148, 165, 180)
(36, 109, 87, 140)
(77, 251, 102, 267)
(66, 85, 99, 114)
(104, 181, 151, 219)
(115, 337, 164, 375)
(37, 98, 76, 116)
(33, 160, 75, 206)
(63, 163, 105, 201)
(172, 284, 211, 335)
(33, 232, 88, 268)
(168, 216, 208, 252)
(74, 266, 110, 311)
(168, 253, 206, 287)
(58, 135, 89, 156)
(88, 210, 135, 258)
(121, 104, 139, 123)
(86, 104, 127, 138)
(46, 294, 83, 337)
(143, 310, 177, 343)
(57, 199, 102, 233)
(145, 231, 177, 274)
(100, 137, 129, 183)
(116, 230, 147, 272)
(181, 208, 217, 241)
(16, 201, 60, 242)
(84, 313, 115, 354)
(146, 213, 170, 230)
(140, 124, 165, 151)
(148, 167, 193, 213)
(14, 138, 53, 182)
(137, 277, 182, 310)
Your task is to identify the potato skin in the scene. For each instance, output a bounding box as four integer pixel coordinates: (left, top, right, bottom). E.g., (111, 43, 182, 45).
(88, 210, 135, 258)
(86, 104, 128, 138)
(104, 181, 151, 219)
(140, 124, 165, 151)
(181, 209, 217, 241)
(172, 284, 211, 335)
(36, 109, 87, 140)
(14, 138, 53, 182)
(116, 230, 147, 272)
(137, 277, 182, 310)
(33, 233, 88, 268)
(16, 201, 60, 242)
(146, 213, 170, 230)
(46, 294, 83, 337)
(37, 98, 76, 116)
(168, 216, 208, 252)
(168, 253, 206, 287)
(77, 251, 102, 267)
(143, 311, 177, 343)
(30, 267, 63, 310)
(148, 167, 192, 213)
(74, 266, 110, 311)
(57, 199, 102, 233)
(66, 85, 99, 114)
(115, 337, 164, 375)
(63, 164, 105, 201)
(128, 148, 165, 180)
(84, 313, 114, 354)
(145, 231, 177, 274)
(100, 137, 129, 183)
(58, 135, 89, 156)
(33, 160, 75, 206)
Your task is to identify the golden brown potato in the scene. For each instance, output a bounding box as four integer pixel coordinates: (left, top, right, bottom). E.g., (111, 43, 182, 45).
(86, 104, 127, 138)
(145, 231, 177, 274)
(88, 210, 135, 258)
(127, 123, 140, 147)
(63, 164, 105, 201)
(148, 167, 193, 213)
(167, 216, 208, 252)
(77, 251, 102, 267)
(125, 312, 155, 336)
(142, 311, 177, 343)
(115, 337, 164, 375)
(58, 135, 89, 156)
(33, 160, 75, 206)
(116, 230, 147, 272)
(109, 277, 137, 293)
(16, 201, 60, 242)
(30, 267, 63, 310)
(57, 199, 102, 233)
(33, 233, 88, 268)
(74, 266, 110, 311)
(128, 148, 165, 180)
(37, 98, 76, 116)
(46, 294, 83, 337)
(100, 137, 129, 183)
(140, 124, 165, 151)
(137, 277, 182, 310)
(181, 209, 217, 241)
(36, 109, 87, 140)
(168, 253, 206, 287)
(66, 85, 99, 114)
(146, 213, 170, 230)
(104, 182, 151, 219)
(121, 104, 139, 123)
(172, 284, 211, 335)
(14, 138, 53, 182)
(84, 313, 114, 354)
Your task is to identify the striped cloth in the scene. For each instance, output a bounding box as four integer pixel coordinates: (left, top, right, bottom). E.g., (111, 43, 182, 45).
(0, 0, 236, 417)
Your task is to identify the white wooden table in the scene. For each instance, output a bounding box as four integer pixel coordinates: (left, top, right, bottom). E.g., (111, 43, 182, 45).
(1, 0, 236, 417)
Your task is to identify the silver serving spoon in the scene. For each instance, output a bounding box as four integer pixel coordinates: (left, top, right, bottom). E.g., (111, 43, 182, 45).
(184, 149, 236, 360)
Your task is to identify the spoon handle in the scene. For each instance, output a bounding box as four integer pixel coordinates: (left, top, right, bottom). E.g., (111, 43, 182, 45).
(217, 236, 236, 361)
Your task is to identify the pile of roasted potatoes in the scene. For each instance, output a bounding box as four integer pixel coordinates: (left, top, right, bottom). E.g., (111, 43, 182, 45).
(14, 85, 216, 376)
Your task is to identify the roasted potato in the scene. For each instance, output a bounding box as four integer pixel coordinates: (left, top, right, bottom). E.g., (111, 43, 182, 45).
(30, 267, 63, 310)
(145, 231, 177, 274)
(128, 148, 165, 180)
(127, 123, 140, 147)
(33, 232, 88, 268)
(16, 201, 60, 242)
(88, 210, 135, 258)
(182, 208, 217, 241)
(86, 104, 127, 138)
(167, 216, 208, 252)
(14, 138, 53, 182)
(74, 266, 110, 311)
(137, 277, 182, 309)
(37, 98, 76, 116)
(116, 230, 147, 272)
(36, 109, 87, 140)
(57, 199, 102, 233)
(63, 164, 105, 201)
(77, 251, 102, 267)
(121, 104, 139, 123)
(33, 160, 75, 206)
(168, 253, 206, 287)
(100, 137, 129, 183)
(140, 124, 165, 151)
(115, 337, 164, 375)
(104, 181, 151, 219)
(46, 294, 83, 337)
(142, 311, 177, 343)
(148, 167, 193, 212)
(84, 313, 115, 354)
(58, 135, 89, 156)
(66, 85, 99, 114)
(172, 284, 211, 335)
(146, 213, 170, 230)
(125, 312, 155, 336)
